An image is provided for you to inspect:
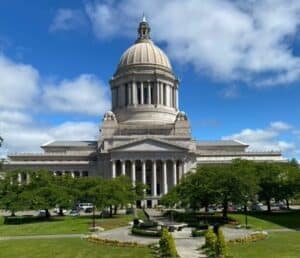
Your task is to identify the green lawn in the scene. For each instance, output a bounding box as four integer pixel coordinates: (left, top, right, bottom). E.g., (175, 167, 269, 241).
(229, 211, 300, 230)
(0, 214, 135, 236)
(0, 238, 154, 258)
(228, 232, 300, 258)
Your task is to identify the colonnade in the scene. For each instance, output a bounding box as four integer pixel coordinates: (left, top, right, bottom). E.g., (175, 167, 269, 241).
(112, 81, 179, 110)
(111, 159, 184, 197)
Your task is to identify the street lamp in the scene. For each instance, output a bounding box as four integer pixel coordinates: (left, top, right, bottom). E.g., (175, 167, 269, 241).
(244, 195, 249, 228)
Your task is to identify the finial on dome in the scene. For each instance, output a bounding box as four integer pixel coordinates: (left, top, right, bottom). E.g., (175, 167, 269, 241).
(136, 14, 151, 43)
(142, 13, 147, 22)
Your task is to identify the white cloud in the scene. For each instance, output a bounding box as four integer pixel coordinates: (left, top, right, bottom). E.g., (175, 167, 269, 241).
(0, 55, 39, 110)
(43, 74, 110, 116)
(270, 121, 292, 131)
(49, 8, 87, 32)
(83, 0, 300, 86)
(222, 121, 299, 158)
(220, 85, 239, 99)
(0, 110, 98, 157)
(0, 55, 109, 157)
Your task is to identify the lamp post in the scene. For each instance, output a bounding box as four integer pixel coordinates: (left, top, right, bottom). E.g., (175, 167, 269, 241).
(244, 195, 249, 228)
(92, 199, 96, 229)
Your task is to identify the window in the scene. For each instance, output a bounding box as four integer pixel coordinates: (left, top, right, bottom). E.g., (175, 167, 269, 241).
(137, 82, 141, 104)
(150, 82, 154, 104)
(144, 83, 148, 104)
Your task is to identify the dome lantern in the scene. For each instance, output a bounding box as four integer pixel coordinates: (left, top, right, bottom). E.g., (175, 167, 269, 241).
(136, 14, 151, 43)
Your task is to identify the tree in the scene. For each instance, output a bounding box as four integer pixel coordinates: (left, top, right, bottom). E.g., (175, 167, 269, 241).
(277, 162, 300, 209)
(0, 171, 29, 216)
(256, 162, 282, 212)
(161, 159, 259, 219)
(25, 170, 78, 218)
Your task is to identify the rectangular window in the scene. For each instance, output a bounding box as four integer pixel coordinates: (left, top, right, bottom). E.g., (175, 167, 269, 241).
(163, 84, 167, 105)
(144, 84, 148, 104)
(150, 82, 154, 104)
(137, 82, 141, 104)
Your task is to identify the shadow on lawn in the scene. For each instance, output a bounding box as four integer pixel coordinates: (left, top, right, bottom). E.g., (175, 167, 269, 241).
(233, 210, 300, 230)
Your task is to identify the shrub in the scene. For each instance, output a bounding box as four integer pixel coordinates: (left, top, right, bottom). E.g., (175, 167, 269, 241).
(3, 216, 50, 225)
(191, 229, 206, 237)
(159, 228, 179, 258)
(216, 228, 227, 258)
(131, 227, 162, 237)
(204, 227, 217, 250)
(228, 232, 268, 244)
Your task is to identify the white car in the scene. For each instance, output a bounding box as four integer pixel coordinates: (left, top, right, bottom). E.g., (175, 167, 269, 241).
(77, 203, 94, 212)
(53, 208, 67, 215)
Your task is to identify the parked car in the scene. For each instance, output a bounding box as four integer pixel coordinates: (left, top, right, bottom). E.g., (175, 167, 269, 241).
(53, 208, 67, 215)
(251, 203, 264, 211)
(69, 209, 80, 216)
(77, 203, 94, 212)
(38, 210, 47, 217)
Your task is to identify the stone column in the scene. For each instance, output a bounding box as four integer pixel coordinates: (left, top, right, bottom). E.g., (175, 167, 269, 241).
(141, 82, 144, 104)
(176, 88, 179, 109)
(152, 160, 157, 197)
(142, 160, 146, 185)
(131, 160, 136, 186)
(173, 160, 177, 186)
(161, 83, 164, 105)
(162, 160, 168, 194)
(26, 173, 30, 185)
(148, 83, 151, 104)
(132, 81, 136, 105)
(17, 173, 22, 184)
(79, 171, 83, 178)
(178, 162, 183, 182)
(121, 160, 126, 176)
(128, 84, 132, 105)
(156, 81, 159, 105)
(111, 160, 116, 178)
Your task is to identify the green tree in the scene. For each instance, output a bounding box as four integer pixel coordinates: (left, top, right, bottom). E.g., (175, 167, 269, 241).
(277, 162, 300, 209)
(256, 162, 282, 212)
(161, 159, 259, 219)
(26, 170, 78, 217)
(0, 171, 29, 216)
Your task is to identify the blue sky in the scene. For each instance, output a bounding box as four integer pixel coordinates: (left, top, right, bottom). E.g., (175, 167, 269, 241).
(0, 0, 299, 160)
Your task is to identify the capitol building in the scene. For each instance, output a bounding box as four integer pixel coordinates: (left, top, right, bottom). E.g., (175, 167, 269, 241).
(5, 17, 285, 207)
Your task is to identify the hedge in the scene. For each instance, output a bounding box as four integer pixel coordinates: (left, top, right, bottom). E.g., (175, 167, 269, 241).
(3, 216, 50, 225)
(131, 227, 162, 237)
(191, 229, 207, 237)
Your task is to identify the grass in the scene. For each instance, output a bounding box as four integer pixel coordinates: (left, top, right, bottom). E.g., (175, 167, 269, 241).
(0, 213, 136, 236)
(0, 238, 154, 258)
(228, 210, 300, 230)
(228, 232, 300, 258)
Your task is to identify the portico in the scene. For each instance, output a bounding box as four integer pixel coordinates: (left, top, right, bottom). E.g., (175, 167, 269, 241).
(110, 158, 183, 207)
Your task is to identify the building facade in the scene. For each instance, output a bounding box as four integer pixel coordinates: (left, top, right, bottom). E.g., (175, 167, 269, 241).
(4, 17, 285, 207)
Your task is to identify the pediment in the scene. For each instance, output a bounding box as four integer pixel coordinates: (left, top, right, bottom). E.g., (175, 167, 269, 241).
(110, 138, 188, 152)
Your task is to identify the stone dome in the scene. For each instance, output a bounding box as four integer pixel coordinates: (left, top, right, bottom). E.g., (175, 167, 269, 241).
(118, 41, 172, 70)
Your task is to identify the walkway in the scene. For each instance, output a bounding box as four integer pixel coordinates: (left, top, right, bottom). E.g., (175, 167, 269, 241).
(0, 234, 83, 241)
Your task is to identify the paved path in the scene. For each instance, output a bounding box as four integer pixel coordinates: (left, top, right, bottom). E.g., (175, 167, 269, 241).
(0, 234, 84, 241)
(95, 226, 158, 245)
